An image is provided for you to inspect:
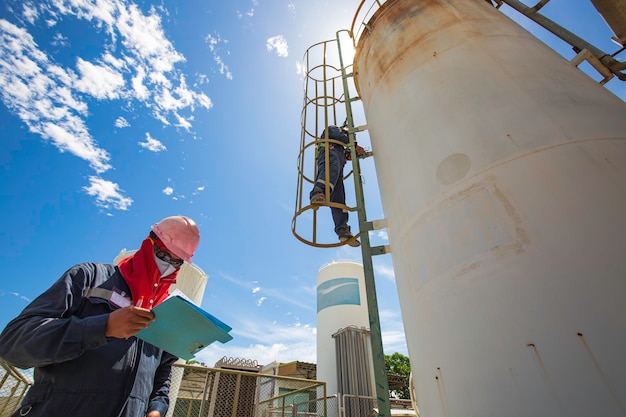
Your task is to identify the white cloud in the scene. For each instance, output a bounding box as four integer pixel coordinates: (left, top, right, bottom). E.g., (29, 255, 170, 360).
(82, 176, 133, 210)
(205, 34, 217, 52)
(213, 55, 233, 80)
(22, 3, 39, 24)
(0, 290, 32, 302)
(196, 73, 209, 85)
(0, 19, 111, 173)
(191, 185, 205, 196)
(115, 3, 184, 73)
(193, 305, 408, 368)
(266, 35, 289, 57)
(205, 33, 233, 80)
(256, 297, 267, 306)
(296, 61, 305, 76)
(218, 272, 314, 311)
(236, 8, 255, 19)
(0, 1, 215, 209)
(287, 3, 296, 16)
(74, 58, 125, 99)
(102, 53, 126, 70)
(252, 287, 260, 294)
(383, 328, 409, 354)
(139, 132, 166, 152)
(174, 112, 192, 131)
(42, 123, 112, 172)
(51, 32, 69, 47)
(196, 342, 314, 368)
(380, 309, 408, 354)
(195, 318, 317, 366)
(114, 116, 130, 128)
(154, 74, 212, 117)
(163, 186, 174, 195)
(131, 66, 150, 100)
(0, 0, 221, 199)
(374, 262, 395, 281)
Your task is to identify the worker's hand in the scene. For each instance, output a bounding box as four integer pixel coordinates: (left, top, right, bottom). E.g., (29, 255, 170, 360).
(146, 411, 161, 417)
(355, 145, 366, 157)
(105, 306, 155, 339)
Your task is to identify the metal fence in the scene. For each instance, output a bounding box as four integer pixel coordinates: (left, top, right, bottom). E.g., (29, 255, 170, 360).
(0, 360, 326, 417)
(3, 360, 399, 417)
(0, 360, 32, 417)
(167, 364, 327, 417)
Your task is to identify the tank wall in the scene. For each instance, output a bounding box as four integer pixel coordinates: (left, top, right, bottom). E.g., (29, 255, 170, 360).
(169, 264, 208, 305)
(316, 261, 370, 395)
(354, 1, 626, 416)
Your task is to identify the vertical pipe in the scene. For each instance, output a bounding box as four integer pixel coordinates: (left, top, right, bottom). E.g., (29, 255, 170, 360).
(337, 29, 391, 417)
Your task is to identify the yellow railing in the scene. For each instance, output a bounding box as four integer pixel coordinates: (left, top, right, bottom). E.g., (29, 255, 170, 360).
(0, 360, 32, 417)
(350, 0, 388, 47)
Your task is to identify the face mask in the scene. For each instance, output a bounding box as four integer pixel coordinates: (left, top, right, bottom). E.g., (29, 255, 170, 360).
(154, 253, 177, 278)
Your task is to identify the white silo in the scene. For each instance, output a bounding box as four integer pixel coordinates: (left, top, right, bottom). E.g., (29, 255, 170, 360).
(113, 249, 208, 417)
(352, 1, 626, 416)
(317, 260, 373, 397)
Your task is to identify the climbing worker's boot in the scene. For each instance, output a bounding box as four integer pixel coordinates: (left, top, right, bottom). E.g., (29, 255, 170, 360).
(338, 228, 360, 247)
(310, 190, 325, 205)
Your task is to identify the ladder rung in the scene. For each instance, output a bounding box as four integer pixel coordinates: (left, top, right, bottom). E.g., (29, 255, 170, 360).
(364, 219, 387, 231)
(371, 245, 391, 255)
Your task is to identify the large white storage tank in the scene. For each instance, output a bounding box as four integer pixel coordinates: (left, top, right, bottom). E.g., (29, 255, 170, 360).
(353, 0, 626, 416)
(316, 260, 371, 395)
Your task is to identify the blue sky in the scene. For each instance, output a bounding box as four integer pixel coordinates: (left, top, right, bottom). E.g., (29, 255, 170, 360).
(1, 0, 624, 368)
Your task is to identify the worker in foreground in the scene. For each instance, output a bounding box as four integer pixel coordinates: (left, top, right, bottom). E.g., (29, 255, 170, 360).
(0, 215, 200, 417)
(310, 124, 366, 247)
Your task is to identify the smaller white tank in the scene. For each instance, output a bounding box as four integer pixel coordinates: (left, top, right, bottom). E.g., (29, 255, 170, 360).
(113, 249, 208, 304)
(316, 260, 370, 395)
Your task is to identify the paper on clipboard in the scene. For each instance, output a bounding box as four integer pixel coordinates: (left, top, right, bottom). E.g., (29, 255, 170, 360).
(136, 290, 233, 360)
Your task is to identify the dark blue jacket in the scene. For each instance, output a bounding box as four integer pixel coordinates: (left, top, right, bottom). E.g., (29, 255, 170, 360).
(0, 263, 177, 417)
(321, 125, 350, 147)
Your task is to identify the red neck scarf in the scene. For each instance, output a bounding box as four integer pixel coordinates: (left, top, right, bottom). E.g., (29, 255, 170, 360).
(117, 237, 179, 308)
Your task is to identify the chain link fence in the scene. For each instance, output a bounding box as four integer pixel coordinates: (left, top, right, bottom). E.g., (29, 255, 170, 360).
(167, 363, 327, 417)
(0, 360, 326, 417)
(1, 360, 357, 417)
(0, 360, 32, 417)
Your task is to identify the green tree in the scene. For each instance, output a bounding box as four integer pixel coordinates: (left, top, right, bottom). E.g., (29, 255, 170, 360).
(384, 352, 411, 399)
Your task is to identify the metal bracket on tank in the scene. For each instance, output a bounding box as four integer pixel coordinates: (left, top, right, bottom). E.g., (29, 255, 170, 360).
(494, 0, 626, 81)
(571, 49, 614, 84)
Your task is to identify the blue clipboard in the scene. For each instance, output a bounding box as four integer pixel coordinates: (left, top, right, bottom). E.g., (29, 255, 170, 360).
(136, 294, 233, 360)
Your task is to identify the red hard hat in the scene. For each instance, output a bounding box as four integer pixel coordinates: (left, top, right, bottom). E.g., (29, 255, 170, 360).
(151, 215, 200, 262)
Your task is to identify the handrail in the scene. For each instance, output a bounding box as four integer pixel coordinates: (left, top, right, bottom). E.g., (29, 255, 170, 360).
(350, 0, 388, 48)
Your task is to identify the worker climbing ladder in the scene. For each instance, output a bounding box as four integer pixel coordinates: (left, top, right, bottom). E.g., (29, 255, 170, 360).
(292, 30, 393, 417)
